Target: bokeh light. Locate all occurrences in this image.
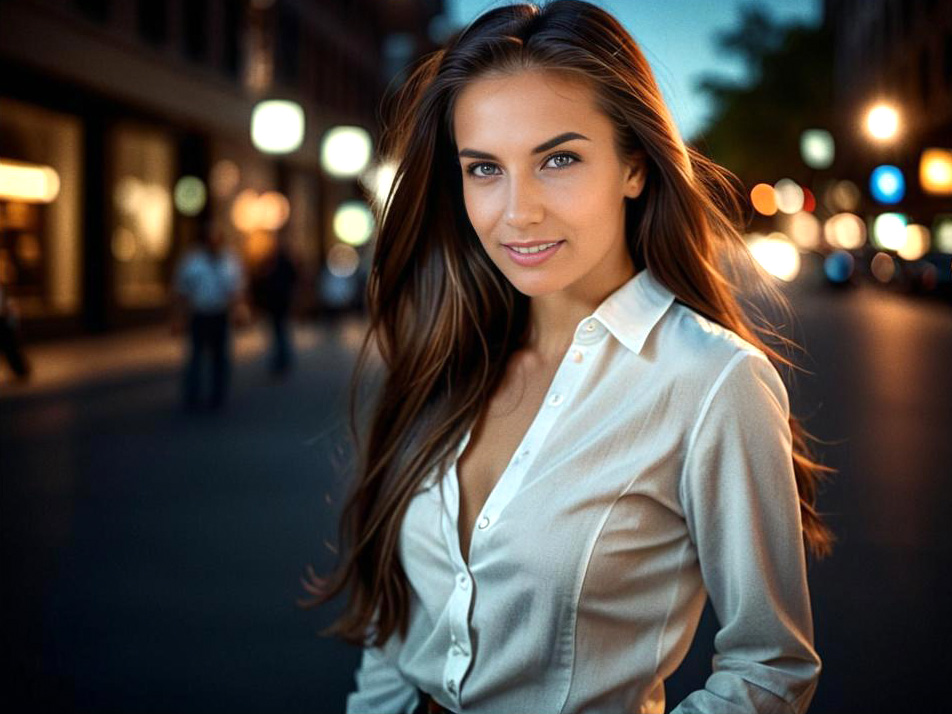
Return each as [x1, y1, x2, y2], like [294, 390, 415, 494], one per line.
[258, 191, 290, 231]
[801, 187, 816, 213]
[872, 212, 908, 251]
[824, 212, 867, 250]
[320, 125, 372, 178]
[800, 129, 834, 169]
[785, 211, 821, 250]
[870, 251, 897, 282]
[327, 242, 361, 278]
[898, 224, 930, 261]
[251, 100, 305, 154]
[920, 148, 952, 195]
[826, 180, 861, 212]
[774, 178, 805, 214]
[173, 176, 207, 216]
[824, 250, 854, 283]
[865, 103, 900, 141]
[333, 199, 375, 246]
[230, 188, 290, 233]
[933, 214, 952, 253]
[746, 232, 801, 282]
[870, 164, 905, 204]
[750, 183, 777, 216]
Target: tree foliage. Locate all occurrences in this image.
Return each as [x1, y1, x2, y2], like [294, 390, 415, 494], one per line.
[691, 4, 834, 186]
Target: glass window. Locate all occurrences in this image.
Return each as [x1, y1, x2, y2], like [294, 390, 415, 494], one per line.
[0, 99, 83, 318]
[110, 123, 175, 308]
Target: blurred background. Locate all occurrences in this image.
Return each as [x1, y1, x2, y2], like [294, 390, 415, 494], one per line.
[1, 0, 950, 711]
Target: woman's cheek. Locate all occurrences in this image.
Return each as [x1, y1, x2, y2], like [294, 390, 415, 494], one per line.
[464, 193, 496, 236]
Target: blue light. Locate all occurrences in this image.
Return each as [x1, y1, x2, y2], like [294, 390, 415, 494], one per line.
[824, 250, 855, 283]
[869, 165, 905, 204]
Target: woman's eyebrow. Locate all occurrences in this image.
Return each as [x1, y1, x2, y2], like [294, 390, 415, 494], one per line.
[457, 131, 590, 160]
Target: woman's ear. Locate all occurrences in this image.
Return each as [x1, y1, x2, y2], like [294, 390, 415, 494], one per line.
[623, 151, 648, 199]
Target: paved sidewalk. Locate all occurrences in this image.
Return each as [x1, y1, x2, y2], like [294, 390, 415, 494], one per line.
[0, 315, 368, 397]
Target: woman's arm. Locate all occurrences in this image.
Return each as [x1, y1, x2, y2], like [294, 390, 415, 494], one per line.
[673, 350, 822, 714]
[344, 628, 420, 714]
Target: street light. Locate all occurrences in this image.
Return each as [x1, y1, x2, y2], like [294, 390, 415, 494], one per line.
[865, 103, 900, 142]
[251, 100, 305, 154]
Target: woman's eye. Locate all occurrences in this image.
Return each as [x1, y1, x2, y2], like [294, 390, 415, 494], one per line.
[464, 152, 580, 179]
[546, 152, 579, 170]
[466, 162, 499, 178]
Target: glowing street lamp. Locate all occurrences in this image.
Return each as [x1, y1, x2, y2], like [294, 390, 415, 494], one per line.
[865, 103, 900, 142]
[251, 100, 305, 154]
[320, 125, 372, 179]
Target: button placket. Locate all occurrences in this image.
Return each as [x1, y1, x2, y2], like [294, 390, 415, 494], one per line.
[439, 319, 606, 709]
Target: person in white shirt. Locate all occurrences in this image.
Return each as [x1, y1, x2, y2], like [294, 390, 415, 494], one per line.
[171, 219, 245, 411]
[298, 2, 835, 712]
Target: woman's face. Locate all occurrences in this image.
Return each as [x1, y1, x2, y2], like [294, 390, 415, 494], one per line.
[452, 68, 646, 297]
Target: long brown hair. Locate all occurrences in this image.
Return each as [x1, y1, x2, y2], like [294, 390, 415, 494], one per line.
[299, 0, 835, 650]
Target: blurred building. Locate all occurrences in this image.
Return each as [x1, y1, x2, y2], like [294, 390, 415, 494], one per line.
[825, 0, 952, 225]
[0, 0, 447, 339]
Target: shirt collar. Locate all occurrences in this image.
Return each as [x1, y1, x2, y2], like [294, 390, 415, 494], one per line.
[591, 268, 676, 355]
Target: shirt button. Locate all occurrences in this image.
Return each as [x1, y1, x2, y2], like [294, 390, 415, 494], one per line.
[447, 679, 457, 695]
[477, 515, 490, 529]
[548, 393, 564, 406]
[572, 349, 584, 362]
[575, 318, 606, 345]
[457, 573, 469, 590]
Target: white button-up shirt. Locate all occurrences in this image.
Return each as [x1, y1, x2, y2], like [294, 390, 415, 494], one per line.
[345, 268, 821, 714]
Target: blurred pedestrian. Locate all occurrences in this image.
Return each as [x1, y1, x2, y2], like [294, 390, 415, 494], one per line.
[257, 236, 300, 379]
[171, 219, 246, 411]
[0, 280, 31, 383]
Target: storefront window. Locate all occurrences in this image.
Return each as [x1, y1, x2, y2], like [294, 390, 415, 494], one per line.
[111, 123, 175, 308]
[0, 98, 83, 318]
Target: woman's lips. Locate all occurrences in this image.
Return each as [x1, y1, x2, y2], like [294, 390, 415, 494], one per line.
[503, 240, 565, 266]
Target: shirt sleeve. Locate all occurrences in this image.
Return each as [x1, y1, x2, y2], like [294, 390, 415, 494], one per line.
[344, 627, 420, 714]
[673, 350, 822, 714]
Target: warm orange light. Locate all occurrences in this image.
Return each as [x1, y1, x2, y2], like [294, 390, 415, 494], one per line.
[920, 148, 952, 195]
[750, 183, 777, 216]
[0, 159, 61, 203]
[230, 188, 290, 233]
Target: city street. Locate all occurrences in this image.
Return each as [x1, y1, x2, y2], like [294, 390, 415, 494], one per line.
[2, 268, 951, 712]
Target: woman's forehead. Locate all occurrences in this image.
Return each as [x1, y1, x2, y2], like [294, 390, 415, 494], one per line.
[453, 70, 608, 148]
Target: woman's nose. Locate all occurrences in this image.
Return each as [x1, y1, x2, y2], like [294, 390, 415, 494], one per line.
[504, 178, 544, 228]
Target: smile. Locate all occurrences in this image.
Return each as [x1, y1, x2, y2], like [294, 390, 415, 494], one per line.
[503, 241, 565, 266]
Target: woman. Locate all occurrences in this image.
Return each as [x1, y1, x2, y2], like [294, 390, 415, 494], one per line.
[300, 2, 834, 712]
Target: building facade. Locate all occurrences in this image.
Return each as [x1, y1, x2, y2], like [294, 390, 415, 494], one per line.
[0, 0, 446, 339]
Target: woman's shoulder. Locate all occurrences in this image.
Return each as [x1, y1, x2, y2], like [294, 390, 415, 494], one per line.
[650, 299, 772, 385]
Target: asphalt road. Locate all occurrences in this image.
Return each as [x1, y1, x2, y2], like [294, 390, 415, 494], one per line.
[2, 267, 950, 712]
